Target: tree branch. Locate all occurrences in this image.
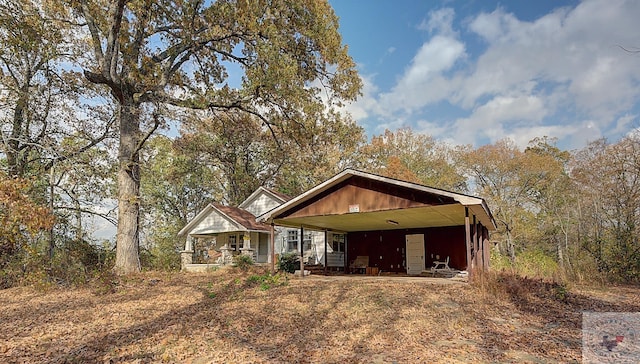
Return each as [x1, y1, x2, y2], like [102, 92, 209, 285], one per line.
[131, 110, 162, 160]
[78, 0, 105, 66]
[55, 205, 117, 226]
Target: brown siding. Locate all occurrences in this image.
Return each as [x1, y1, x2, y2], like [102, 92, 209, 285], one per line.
[346, 225, 468, 273]
[278, 176, 456, 219]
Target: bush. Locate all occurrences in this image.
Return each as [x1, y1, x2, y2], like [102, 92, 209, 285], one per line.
[233, 254, 254, 271]
[246, 272, 287, 291]
[277, 252, 299, 274]
[515, 248, 560, 279]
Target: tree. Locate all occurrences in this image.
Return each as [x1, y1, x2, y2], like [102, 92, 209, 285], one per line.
[0, 0, 66, 177]
[178, 111, 283, 206]
[70, 0, 361, 273]
[140, 135, 221, 269]
[461, 138, 557, 262]
[361, 128, 467, 191]
[524, 137, 574, 271]
[572, 135, 640, 281]
[270, 109, 366, 196]
[1, 0, 116, 270]
[0, 171, 54, 287]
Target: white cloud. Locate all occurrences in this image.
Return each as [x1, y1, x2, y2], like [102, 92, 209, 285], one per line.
[419, 7, 457, 36]
[341, 73, 381, 121]
[347, 0, 640, 150]
[458, 0, 640, 134]
[377, 35, 465, 114]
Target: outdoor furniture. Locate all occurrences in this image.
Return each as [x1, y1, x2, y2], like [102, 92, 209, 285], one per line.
[429, 256, 456, 276]
[431, 256, 450, 271]
[349, 256, 369, 274]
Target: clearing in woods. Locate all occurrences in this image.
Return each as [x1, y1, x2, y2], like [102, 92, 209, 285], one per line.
[1, 268, 639, 363]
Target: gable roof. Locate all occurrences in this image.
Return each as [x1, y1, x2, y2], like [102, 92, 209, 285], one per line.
[238, 186, 291, 210]
[212, 204, 271, 232]
[177, 203, 270, 237]
[258, 169, 497, 232]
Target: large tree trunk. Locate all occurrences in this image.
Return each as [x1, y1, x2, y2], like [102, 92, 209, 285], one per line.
[114, 98, 142, 274]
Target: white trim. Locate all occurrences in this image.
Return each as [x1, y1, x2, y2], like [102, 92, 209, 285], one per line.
[238, 186, 288, 210]
[178, 204, 252, 237]
[178, 204, 216, 237]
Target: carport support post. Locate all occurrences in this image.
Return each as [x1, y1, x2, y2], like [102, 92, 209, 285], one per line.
[300, 226, 305, 278]
[270, 224, 275, 274]
[324, 230, 328, 274]
[465, 207, 472, 281]
[472, 215, 477, 270]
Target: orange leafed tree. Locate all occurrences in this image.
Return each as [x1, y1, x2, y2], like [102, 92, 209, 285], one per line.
[0, 172, 54, 259]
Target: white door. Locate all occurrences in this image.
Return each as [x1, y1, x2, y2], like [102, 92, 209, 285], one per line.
[405, 234, 425, 275]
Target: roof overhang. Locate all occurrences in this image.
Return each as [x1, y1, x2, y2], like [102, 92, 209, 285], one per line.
[258, 169, 497, 232]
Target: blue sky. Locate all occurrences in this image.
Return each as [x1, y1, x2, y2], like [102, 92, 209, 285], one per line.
[329, 0, 640, 150]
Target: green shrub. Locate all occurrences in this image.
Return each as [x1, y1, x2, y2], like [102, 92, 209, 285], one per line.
[246, 272, 287, 291]
[233, 254, 254, 271]
[277, 252, 299, 274]
[515, 248, 560, 279]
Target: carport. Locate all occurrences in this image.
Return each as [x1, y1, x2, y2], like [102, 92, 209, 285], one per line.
[258, 169, 497, 279]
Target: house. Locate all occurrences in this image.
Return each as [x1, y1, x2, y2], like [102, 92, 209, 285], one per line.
[258, 169, 497, 277]
[178, 187, 326, 272]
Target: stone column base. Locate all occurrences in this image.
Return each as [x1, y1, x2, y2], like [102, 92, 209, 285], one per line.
[180, 250, 193, 271]
[220, 246, 234, 266]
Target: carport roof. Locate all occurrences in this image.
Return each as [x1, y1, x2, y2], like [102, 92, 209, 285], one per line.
[258, 169, 497, 232]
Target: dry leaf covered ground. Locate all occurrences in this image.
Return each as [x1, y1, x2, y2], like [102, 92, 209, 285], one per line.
[1, 268, 639, 363]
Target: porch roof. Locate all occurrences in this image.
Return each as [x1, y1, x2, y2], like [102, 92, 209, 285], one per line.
[258, 169, 497, 232]
[178, 203, 270, 237]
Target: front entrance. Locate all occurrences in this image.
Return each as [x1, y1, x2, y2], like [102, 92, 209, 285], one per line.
[257, 233, 269, 263]
[405, 234, 425, 275]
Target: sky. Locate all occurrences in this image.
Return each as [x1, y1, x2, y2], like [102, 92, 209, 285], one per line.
[329, 0, 640, 151]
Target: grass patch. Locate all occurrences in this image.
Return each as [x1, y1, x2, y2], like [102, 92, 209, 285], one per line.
[246, 272, 288, 291]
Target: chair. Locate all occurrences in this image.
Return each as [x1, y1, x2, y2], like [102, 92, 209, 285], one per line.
[349, 256, 369, 274]
[431, 256, 451, 272]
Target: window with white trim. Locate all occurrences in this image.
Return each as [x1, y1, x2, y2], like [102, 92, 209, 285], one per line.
[287, 230, 298, 251]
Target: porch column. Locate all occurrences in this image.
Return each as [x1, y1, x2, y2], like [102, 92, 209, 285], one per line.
[239, 232, 254, 259]
[270, 224, 275, 273]
[220, 242, 234, 266]
[483, 227, 490, 270]
[472, 215, 478, 270]
[324, 230, 328, 274]
[465, 207, 472, 280]
[180, 236, 194, 271]
[299, 226, 305, 278]
[478, 224, 484, 271]
[476, 221, 484, 271]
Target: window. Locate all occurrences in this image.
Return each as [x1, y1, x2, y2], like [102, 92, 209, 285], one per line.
[287, 230, 298, 251]
[331, 234, 345, 252]
[228, 235, 237, 250]
[303, 232, 312, 251]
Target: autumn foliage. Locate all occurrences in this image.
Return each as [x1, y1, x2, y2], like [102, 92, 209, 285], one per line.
[0, 172, 54, 287]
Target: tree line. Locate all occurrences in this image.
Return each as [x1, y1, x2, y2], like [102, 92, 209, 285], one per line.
[1, 0, 638, 286]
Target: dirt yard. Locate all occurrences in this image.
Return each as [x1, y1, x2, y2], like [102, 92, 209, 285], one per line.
[1, 268, 639, 363]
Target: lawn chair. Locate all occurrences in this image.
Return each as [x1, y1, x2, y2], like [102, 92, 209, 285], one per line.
[349, 256, 369, 274]
[430, 256, 451, 273]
